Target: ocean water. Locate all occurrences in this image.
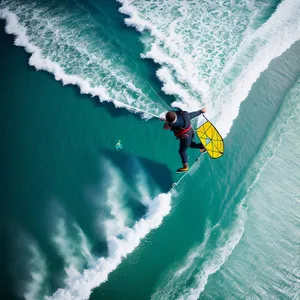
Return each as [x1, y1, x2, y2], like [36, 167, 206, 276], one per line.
[0, 0, 299, 299]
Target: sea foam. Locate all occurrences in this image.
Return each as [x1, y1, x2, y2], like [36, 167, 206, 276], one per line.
[0, 4, 168, 119]
[179, 201, 247, 300]
[47, 192, 171, 300]
[118, 0, 300, 137]
[11, 230, 49, 300]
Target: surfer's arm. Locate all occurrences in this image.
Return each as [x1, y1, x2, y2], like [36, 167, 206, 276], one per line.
[189, 107, 206, 120]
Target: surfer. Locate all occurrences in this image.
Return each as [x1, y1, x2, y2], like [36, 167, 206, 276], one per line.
[162, 108, 206, 173]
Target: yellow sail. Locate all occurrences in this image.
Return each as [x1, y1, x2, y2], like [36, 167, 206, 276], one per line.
[196, 120, 224, 159]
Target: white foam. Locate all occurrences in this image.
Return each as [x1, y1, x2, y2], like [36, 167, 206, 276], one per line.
[179, 85, 300, 297]
[119, 0, 300, 138]
[134, 165, 153, 206]
[52, 218, 82, 280]
[119, 0, 208, 107]
[47, 192, 171, 300]
[118, 1, 255, 94]
[23, 242, 48, 300]
[3, 0, 299, 138]
[0, 9, 109, 95]
[202, 79, 300, 298]
[0, 6, 168, 119]
[73, 224, 93, 262]
[180, 201, 247, 299]
[210, 0, 300, 137]
[127, 158, 162, 208]
[102, 161, 131, 238]
[175, 224, 213, 277]
[156, 67, 199, 110]
[48, 159, 172, 300]
[12, 229, 49, 300]
[151, 222, 220, 300]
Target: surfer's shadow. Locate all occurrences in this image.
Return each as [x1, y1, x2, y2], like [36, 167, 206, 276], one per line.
[100, 148, 173, 195]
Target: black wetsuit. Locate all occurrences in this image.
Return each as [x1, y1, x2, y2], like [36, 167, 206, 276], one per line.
[168, 109, 205, 164]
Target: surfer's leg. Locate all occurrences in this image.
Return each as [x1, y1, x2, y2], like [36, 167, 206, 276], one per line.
[179, 140, 189, 165]
[190, 141, 205, 151]
[178, 133, 193, 171]
[190, 130, 205, 152]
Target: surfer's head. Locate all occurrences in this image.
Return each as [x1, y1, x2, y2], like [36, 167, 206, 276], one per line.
[166, 111, 176, 123]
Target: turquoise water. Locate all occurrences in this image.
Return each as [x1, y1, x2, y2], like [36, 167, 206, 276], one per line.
[0, 0, 300, 299]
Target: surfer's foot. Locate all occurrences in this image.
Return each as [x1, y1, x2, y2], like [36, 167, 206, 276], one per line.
[176, 165, 189, 173]
[200, 148, 206, 153]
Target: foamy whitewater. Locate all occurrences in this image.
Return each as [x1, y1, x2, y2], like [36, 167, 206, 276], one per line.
[195, 78, 300, 300]
[0, 1, 170, 119]
[22, 239, 48, 300]
[151, 200, 247, 300]
[151, 79, 300, 299]
[47, 192, 171, 300]
[1, 0, 300, 299]
[1, 0, 300, 136]
[118, 0, 300, 136]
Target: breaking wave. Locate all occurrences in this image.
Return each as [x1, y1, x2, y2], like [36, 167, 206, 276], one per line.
[47, 192, 171, 300]
[118, 0, 300, 137]
[0, 1, 170, 118]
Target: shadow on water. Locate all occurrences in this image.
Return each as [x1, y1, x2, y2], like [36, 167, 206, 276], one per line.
[101, 148, 173, 192]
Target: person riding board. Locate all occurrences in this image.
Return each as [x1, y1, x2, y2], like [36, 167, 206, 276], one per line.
[163, 107, 207, 173]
